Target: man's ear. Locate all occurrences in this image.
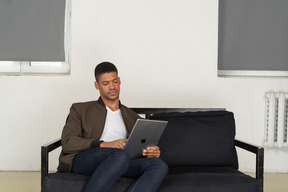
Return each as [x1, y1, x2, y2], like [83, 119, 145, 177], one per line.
[94, 81, 99, 90]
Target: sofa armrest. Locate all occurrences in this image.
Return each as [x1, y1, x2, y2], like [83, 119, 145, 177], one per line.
[41, 138, 61, 189]
[235, 139, 264, 192]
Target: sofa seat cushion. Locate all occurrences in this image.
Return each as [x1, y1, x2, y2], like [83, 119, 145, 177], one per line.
[43, 173, 135, 192]
[43, 173, 88, 192]
[159, 167, 258, 192]
[150, 111, 238, 168]
[44, 167, 258, 192]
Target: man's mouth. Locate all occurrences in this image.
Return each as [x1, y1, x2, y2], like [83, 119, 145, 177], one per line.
[109, 91, 117, 95]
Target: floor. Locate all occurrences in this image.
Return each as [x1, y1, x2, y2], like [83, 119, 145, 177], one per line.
[0, 172, 287, 192]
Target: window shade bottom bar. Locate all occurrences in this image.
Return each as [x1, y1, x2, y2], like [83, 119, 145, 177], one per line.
[218, 70, 288, 77]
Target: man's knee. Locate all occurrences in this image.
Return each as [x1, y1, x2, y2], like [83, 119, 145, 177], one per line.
[114, 149, 130, 161]
[108, 149, 130, 168]
[144, 158, 168, 176]
[155, 158, 168, 175]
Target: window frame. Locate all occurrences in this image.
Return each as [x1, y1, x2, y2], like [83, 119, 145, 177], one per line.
[0, 0, 71, 76]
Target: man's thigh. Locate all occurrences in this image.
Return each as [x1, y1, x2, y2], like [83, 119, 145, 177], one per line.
[72, 147, 123, 175]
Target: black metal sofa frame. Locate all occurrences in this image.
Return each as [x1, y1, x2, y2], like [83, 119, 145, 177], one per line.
[41, 108, 264, 192]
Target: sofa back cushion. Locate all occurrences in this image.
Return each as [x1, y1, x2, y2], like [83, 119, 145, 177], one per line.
[150, 111, 238, 168]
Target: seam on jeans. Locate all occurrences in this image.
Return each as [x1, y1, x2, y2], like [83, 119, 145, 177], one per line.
[129, 172, 146, 192]
[129, 160, 150, 192]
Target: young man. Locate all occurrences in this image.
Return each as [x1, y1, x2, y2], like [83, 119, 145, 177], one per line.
[57, 62, 168, 192]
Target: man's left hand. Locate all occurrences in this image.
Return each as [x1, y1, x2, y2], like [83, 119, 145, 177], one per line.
[142, 146, 160, 158]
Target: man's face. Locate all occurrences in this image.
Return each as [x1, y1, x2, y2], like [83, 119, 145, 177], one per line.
[94, 72, 121, 102]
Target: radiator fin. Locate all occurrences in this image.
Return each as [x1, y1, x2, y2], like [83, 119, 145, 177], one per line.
[264, 92, 288, 148]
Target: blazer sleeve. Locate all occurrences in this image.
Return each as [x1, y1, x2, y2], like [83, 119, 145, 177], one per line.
[61, 104, 99, 154]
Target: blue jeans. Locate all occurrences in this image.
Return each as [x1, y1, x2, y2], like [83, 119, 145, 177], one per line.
[72, 147, 168, 192]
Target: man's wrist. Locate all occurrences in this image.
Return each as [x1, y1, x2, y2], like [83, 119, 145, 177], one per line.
[91, 140, 104, 148]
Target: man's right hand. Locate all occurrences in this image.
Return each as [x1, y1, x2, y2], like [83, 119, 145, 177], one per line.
[100, 139, 127, 149]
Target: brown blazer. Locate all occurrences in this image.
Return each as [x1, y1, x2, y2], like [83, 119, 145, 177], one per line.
[57, 97, 140, 172]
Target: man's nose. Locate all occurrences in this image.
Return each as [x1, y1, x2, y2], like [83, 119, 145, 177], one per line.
[109, 83, 115, 89]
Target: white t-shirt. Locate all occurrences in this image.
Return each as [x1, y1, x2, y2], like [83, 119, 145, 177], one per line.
[99, 106, 127, 142]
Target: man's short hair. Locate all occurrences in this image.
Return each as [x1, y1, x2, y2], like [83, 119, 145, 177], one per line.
[94, 62, 118, 82]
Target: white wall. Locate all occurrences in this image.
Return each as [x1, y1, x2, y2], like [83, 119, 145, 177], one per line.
[1, 0, 288, 172]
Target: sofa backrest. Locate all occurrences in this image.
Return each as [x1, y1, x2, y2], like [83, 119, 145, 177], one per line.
[150, 111, 238, 169]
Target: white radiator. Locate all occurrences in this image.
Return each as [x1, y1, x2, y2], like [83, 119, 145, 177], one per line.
[264, 92, 288, 148]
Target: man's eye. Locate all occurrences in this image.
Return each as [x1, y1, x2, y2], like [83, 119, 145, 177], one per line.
[113, 80, 118, 83]
[103, 82, 108, 86]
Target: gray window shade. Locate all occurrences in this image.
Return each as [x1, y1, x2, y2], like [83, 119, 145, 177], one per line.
[0, 0, 66, 61]
[218, 0, 288, 73]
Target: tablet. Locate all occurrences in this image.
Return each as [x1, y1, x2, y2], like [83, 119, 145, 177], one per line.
[124, 119, 168, 158]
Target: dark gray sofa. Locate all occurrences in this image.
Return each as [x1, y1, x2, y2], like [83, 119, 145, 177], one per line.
[41, 108, 264, 192]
